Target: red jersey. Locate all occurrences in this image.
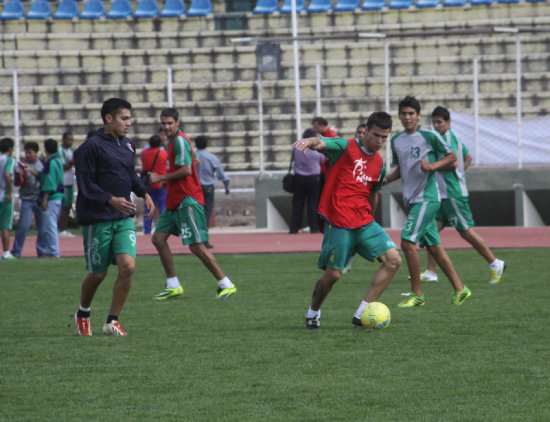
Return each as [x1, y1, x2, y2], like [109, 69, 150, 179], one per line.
[165, 131, 204, 210]
[140, 147, 167, 189]
[318, 139, 384, 229]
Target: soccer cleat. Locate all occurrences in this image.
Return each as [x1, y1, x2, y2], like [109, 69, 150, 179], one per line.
[153, 286, 184, 300]
[489, 260, 506, 284]
[453, 285, 472, 306]
[420, 271, 438, 283]
[75, 315, 92, 336]
[397, 292, 425, 308]
[305, 317, 320, 329]
[216, 284, 236, 299]
[2, 254, 16, 260]
[103, 320, 127, 336]
[352, 316, 363, 327]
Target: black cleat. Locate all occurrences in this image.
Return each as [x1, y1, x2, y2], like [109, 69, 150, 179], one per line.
[352, 316, 363, 327]
[305, 317, 320, 329]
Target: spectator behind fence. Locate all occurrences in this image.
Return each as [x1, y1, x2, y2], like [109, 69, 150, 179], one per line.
[0, 137, 15, 260]
[11, 142, 46, 258]
[140, 134, 167, 234]
[58, 130, 75, 237]
[194, 135, 230, 249]
[289, 128, 325, 234]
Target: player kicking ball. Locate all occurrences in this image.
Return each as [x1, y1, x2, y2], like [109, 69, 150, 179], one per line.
[295, 112, 402, 329]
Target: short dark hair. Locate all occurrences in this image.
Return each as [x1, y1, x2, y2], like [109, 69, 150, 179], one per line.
[398, 95, 421, 114]
[356, 123, 367, 132]
[62, 130, 73, 140]
[312, 117, 328, 127]
[44, 138, 58, 155]
[148, 134, 162, 148]
[302, 128, 317, 139]
[160, 107, 180, 121]
[431, 106, 451, 121]
[0, 137, 14, 153]
[195, 135, 208, 150]
[86, 130, 96, 140]
[101, 98, 132, 124]
[366, 112, 392, 131]
[24, 142, 39, 152]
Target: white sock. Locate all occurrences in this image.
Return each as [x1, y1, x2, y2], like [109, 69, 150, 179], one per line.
[425, 269, 437, 277]
[490, 259, 500, 269]
[355, 300, 369, 318]
[167, 276, 180, 289]
[306, 308, 321, 319]
[79, 305, 90, 312]
[217, 276, 232, 289]
[3, 251, 10, 258]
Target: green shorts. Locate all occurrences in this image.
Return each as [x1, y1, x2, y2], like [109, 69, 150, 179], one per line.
[402, 201, 441, 247]
[318, 219, 397, 270]
[155, 198, 209, 246]
[62, 185, 74, 208]
[82, 218, 136, 274]
[436, 197, 474, 232]
[0, 201, 14, 230]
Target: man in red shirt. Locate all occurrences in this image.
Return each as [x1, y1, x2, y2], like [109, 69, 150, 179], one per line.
[140, 134, 167, 234]
[150, 108, 236, 300]
[294, 112, 401, 329]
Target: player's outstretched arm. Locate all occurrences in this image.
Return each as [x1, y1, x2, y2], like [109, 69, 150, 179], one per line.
[293, 137, 326, 153]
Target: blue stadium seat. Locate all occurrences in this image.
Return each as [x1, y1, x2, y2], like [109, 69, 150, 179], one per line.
[443, 0, 468, 6]
[186, 0, 212, 16]
[362, 0, 386, 9]
[134, 0, 158, 17]
[54, 0, 78, 18]
[80, 0, 105, 18]
[471, 0, 494, 4]
[280, 0, 306, 13]
[107, 0, 132, 18]
[253, 0, 278, 13]
[498, 0, 519, 3]
[160, 0, 185, 16]
[526, 0, 546, 2]
[0, 0, 25, 18]
[389, 0, 413, 7]
[308, 0, 332, 12]
[26, 0, 51, 18]
[334, 0, 360, 10]
[416, 0, 441, 7]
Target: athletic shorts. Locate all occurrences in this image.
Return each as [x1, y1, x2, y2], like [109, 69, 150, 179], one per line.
[155, 198, 209, 246]
[436, 197, 474, 232]
[0, 201, 13, 230]
[82, 218, 136, 274]
[401, 201, 441, 247]
[62, 185, 74, 208]
[318, 219, 397, 270]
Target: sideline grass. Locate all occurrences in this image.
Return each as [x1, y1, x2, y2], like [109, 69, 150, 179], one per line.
[1, 248, 549, 421]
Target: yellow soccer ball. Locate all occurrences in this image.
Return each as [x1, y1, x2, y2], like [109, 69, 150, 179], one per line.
[361, 302, 391, 329]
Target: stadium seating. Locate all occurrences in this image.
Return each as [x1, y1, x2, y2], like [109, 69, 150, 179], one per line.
[107, 0, 132, 18]
[307, 0, 332, 12]
[54, 0, 78, 18]
[160, 0, 185, 17]
[443, 0, 468, 6]
[471, 0, 494, 4]
[26, 0, 51, 18]
[186, 0, 212, 16]
[361, 0, 386, 9]
[389, 0, 413, 7]
[134, 0, 158, 18]
[334, 0, 360, 11]
[498, 0, 519, 3]
[280, 0, 306, 13]
[416, 0, 441, 7]
[253, 0, 278, 14]
[79, 0, 105, 18]
[0, 0, 25, 19]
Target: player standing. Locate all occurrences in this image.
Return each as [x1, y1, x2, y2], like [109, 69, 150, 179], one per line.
[150, 108, 236, 300]
[385, 96, 471, 307]
[296, 112, 401, 329]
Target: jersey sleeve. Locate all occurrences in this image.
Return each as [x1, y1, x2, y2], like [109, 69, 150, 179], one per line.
[5, 156, 15, 174]
[462, 141, 470, 155]
[372, 163, 386, 193]
[173, 135, 193, 167]
[320, 136, 348, 163]
[391, 136, 399, 166]
[428, 131, 451, 159]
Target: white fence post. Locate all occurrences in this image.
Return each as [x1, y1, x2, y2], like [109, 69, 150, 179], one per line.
[257, 71, 265, 174]
[515, 35, 523, 169]
[291, 0, 302, 138]
[315, 63, 322, 116]
[167, 67, 173, 107]
[13, 70, 21, 160]
[473, 58, 480, 166]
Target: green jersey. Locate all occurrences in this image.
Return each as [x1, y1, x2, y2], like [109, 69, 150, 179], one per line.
[0, 155, 15, 202]
[40, 152, 65, 201]
[391, 126, 451, 207]
[435, 129, 469, 199]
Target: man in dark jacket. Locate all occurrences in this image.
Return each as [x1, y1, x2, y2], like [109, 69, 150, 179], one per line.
[74, 98, 154, 337]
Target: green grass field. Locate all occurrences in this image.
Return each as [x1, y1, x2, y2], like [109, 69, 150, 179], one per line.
[1, 248, 549, 421]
